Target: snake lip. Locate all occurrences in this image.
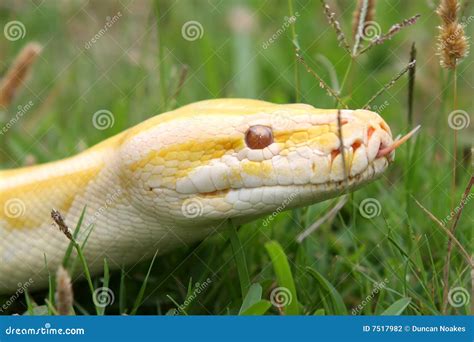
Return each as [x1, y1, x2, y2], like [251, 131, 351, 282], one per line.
[194, 158, 387, 197]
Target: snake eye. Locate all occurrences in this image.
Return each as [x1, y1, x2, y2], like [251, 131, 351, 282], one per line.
[245, 125, 274, 149]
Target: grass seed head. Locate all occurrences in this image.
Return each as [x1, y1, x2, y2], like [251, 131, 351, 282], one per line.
[436, 0, 469, 69]
[55, 266, 73, 315]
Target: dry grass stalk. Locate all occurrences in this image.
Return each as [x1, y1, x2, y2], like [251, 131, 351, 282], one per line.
[352, 0, 376, 38]
[51, 209, 73, 241]
[436, 0, 469, 69]
[442, 174, 474, 313]
[297, 195, 348, 242]
[0, 42, 42, 109]
[352, 0, 369, 54]
[363, 60, 416, 109]
[55, 266, 73, 315]
[407, 42, 416, 127]
[171, 65, 189, 101]
[357, 15, 421, 56]
[296, 52, 348, 108]
[413, 197, 472, 268]
[374, 15, 421, 45]
[320, 0, 351, 53]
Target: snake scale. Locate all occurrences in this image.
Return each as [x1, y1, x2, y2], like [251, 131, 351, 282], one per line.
[0, 98, 407, 293]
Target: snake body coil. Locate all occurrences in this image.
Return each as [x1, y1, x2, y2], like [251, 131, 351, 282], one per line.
[0, 99, 395, 293]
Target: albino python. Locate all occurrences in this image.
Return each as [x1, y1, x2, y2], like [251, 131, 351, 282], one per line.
[0, 99, 415, 293]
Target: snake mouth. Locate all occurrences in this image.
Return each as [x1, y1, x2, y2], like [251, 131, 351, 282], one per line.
[198, 157, 389, 197]
[376, 125, 421, 158]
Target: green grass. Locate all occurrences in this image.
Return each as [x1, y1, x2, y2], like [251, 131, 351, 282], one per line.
[0, 0, 472, 315]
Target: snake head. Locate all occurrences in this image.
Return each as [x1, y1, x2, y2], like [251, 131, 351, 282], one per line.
[119, 99, 413, 227]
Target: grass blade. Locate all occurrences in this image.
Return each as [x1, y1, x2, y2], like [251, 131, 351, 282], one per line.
[264, 241, 299, 315]
[305, 266, 347, 314]
[130, 249, 159, 315]
[239, 283, 262, 314]
[381, 297, 412, 315]
[62, 206, 86, 269]
[119, 268, 127, 314]
[240, 300, 272, 315]
[229, 220, 251, 298]
[97, 258, 110, 315]
[43, 253, 54, 315]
